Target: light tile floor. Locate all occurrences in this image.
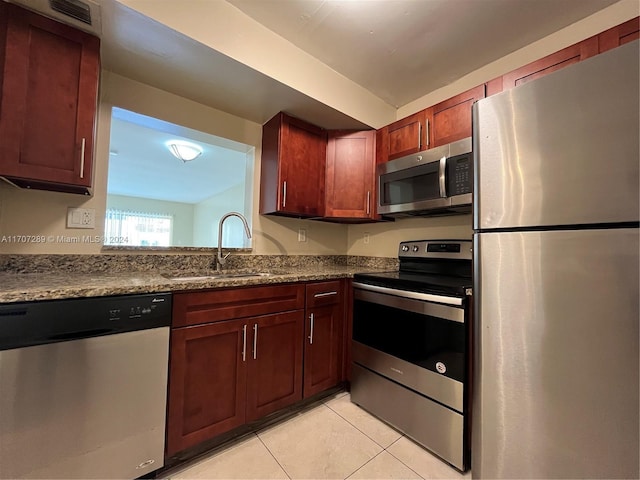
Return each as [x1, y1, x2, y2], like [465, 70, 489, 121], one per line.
[165, 392, 471, 480]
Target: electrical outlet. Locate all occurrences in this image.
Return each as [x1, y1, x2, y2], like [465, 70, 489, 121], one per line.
[67, 207, 95, 229]
[363, 232, 370, 244]
[298, 228, 307, 242]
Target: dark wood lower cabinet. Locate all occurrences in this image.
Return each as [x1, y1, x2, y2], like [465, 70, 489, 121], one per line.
[167, 309, 305, 456]
[303, 280, 345, 398]
[167, 282, 345, 457]
[303, 303, 343, 397]
[167, 319, 248, 456]
[246, 311, 304, 421]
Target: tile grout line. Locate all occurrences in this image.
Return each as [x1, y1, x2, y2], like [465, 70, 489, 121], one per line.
[322, 402, 426, 480]
[320, 401, 426, 479]
[255, 431, 292, 480]
[383, 437, 427, 480]
[341, 449, 388, 480]
[323, 401, 400, 451]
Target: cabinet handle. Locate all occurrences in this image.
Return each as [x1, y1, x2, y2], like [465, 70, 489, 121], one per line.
[242, 324, 247, 362]
[438, 156, 447, 198]
[425, 119, 430, 147]
[366, 191, 371, 216]
[79, 138, 86, 179]
[282, 181, 287, 209]
[314, 291, 338, 298]
[418, 122, 422, 150]
[308, 313, 314, 345]
[252, 323, 258, 360]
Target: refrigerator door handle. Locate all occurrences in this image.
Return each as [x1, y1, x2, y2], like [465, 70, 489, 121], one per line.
[438, 156, 447, 198]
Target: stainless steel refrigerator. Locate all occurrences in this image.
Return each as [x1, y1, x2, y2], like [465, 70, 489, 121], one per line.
[472, 39, 639, 479]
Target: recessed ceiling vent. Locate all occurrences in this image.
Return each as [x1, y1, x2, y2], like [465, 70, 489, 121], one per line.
[49, 0, 92, 25]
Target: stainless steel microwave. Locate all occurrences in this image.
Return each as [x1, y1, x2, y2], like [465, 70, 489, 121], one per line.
[377, 137, 472, 217]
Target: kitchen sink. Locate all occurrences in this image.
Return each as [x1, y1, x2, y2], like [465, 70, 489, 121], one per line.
[162, 272, 274, 281]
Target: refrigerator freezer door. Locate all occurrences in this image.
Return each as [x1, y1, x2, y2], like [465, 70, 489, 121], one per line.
[473, 40, 639, 231]
[472, 228, 639, 479]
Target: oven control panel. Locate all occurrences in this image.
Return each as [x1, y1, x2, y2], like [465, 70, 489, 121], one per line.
[398, 240, 472, 260]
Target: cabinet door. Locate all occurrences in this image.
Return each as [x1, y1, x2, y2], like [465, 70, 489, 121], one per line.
[0, 3, 99, 193]
[260, 112, 326, 217]
[304, 280, 344, 398]
[325, 130, 376, 219]
[502, 37, 598, 89]
[246, 310, 304, 421]
[384, 110, 430, 161]
[428, 85, 485, 148]
[166, 320, 248, 455]
[598, 17, 639, 53]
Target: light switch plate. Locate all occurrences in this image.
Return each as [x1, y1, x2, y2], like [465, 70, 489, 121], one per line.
[67, 207, 95, 229]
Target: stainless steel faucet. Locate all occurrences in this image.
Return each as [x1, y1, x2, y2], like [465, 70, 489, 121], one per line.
[216, 212, 252, 272]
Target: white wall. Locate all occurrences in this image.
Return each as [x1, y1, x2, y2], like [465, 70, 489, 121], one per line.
[193, 183, 247, 248]
[347, 215, 473, 258]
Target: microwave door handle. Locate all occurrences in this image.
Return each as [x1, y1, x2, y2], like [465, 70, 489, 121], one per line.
[438, 156, 447, 198]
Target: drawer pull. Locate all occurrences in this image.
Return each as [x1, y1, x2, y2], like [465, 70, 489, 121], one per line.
[253, 323, 258, 360]
[242, 324, 247, 362]
[314, 291, 338, 298]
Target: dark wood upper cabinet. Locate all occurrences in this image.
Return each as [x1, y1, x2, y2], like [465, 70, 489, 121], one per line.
[485, 77, 504, 97]
[380, 110, 430, 162]
[501, 36, 598, 90]
[598, 17, 639, 53]
[0, 2, 99, 194]
[260, 112, 327, 218]
[482, 18, 638, 99]
[427, 85, 485, 148]
[325, 130, 376, 220]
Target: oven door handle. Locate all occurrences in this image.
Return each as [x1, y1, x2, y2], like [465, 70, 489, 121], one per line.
[353, 282, 463, 306]
[353, 284, 464, 323]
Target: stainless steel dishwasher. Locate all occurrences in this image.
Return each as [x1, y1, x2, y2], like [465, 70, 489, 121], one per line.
[0, 292, 171, 479]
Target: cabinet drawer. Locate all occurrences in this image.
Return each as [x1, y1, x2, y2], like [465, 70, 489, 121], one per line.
[306, 280, 343, 308]
[173, 283, 305, 327]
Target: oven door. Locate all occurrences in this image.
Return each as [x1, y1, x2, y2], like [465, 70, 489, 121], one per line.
[352, 282, 466, 412]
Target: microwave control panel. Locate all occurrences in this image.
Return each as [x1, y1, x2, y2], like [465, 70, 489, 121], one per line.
[447, 154, 473, 195]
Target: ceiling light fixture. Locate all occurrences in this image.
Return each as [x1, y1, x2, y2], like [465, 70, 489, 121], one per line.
[166, 140, 203, 162]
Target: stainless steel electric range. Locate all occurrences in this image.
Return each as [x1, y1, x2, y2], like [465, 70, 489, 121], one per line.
[351, 239, 472, 472]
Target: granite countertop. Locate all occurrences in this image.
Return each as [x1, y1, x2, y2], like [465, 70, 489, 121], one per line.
[0, 265, 387, 304]
[0, 254, 399, 304]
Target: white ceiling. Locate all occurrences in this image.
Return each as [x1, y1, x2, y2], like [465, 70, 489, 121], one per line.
[107, 108, 251, 204]
[9, 0, 622, 129]
[225, 0, 620, 108]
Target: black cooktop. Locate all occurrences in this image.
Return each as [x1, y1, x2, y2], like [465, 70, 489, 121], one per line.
[354, 270, 471, 297]
[354, 239, 473, 297]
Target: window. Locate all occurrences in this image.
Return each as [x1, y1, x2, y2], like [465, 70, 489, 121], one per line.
[104, 209, 173, 247]
[106, 107, 254, 249]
